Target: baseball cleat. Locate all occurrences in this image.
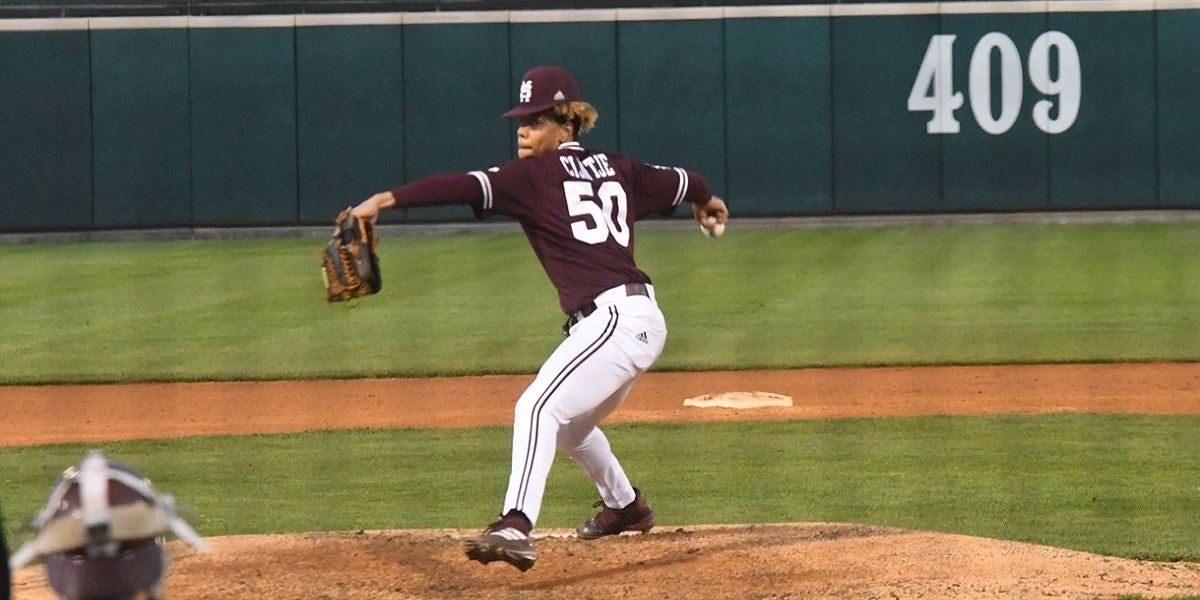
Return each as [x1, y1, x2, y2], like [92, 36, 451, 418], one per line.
[463, 528, 537, 572]
[464, 511, 537, 571]
[576, 487, 655, 540]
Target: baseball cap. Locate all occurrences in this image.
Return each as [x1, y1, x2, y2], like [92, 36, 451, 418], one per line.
[503, 66, 583, 118]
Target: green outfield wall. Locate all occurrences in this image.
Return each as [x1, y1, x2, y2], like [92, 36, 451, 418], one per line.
[0, 3, 1197, 231]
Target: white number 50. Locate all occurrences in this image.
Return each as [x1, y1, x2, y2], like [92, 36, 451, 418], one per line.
[564, 181, 630, 247]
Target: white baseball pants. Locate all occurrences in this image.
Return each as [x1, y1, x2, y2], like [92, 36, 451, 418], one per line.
[501, 284, 666, 527]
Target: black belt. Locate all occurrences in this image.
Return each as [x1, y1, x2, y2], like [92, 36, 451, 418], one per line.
[562, 283, 650, 336]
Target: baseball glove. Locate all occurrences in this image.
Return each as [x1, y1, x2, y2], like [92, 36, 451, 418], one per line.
[321, 207, 382, 303]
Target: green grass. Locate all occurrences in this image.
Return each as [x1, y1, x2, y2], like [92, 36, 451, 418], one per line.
[0, 222, 1197, 384]
[3, 414, 1198, 561]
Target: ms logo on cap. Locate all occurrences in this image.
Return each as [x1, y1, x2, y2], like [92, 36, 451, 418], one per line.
[503, 66, 583, 118]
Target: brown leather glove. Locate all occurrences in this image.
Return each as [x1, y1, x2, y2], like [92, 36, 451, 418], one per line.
[321, 207, 382, 303]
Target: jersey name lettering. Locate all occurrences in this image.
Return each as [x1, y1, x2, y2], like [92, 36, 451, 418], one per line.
[559, 153, 616, 181]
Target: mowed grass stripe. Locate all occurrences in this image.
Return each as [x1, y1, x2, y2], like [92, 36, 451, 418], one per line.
[1, 222, 1197, 384]
[2, 414, 1197, 561]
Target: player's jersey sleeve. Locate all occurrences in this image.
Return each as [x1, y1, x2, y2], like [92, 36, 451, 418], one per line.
[467, 159, 538, 221]
[387, 173, 485, 208]
[629, 162, 713, 221]
[384, 160, 536, 219]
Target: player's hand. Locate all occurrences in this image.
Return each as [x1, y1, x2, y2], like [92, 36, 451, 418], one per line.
[351, 192, 394, 224]
[694, 196, 729, 226]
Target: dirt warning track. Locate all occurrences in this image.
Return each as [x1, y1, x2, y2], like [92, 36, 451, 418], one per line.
[2, 363, 1198, 447]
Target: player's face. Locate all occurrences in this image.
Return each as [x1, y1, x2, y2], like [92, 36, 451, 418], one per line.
[517, 113, 572, 158]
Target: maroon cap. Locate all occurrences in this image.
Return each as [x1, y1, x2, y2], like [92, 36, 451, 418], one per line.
[503, 66, 583, 118]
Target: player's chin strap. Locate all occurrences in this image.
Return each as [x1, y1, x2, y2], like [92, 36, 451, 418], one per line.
[8, 539, 40, 574]
[161, 493, 212, 553]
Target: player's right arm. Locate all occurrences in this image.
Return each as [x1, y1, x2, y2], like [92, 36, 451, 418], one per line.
[630, 162, 729, 228]
[692, 195, 729, 228]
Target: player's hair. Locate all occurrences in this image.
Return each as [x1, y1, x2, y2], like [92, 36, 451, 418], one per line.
[552, 101, 598, 140]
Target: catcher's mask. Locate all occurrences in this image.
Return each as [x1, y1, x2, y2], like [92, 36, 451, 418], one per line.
[8, 451, 211, 600]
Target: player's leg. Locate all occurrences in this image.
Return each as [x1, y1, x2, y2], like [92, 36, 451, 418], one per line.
[465, 307, 634, 571]
[558, 383, 656, 539]
[555, 299, 664, 538]
[466, 300, 664, 568]
[501, 306, 638, 527]
[557, 380, 637, 509]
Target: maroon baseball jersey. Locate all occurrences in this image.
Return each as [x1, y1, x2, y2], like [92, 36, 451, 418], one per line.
[388, 141, 712, 313]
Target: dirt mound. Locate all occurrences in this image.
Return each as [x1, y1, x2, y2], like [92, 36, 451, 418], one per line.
[13, 524, 1200, 599]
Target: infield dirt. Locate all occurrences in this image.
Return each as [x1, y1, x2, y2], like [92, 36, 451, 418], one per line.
[6, 362, 1200, 599]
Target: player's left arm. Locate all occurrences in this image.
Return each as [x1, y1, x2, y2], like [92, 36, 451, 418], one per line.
[350, 173, 483, 222]
[352, 161, 533, 223]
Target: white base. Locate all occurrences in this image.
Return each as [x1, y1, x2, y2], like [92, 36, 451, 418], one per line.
[683, 392, 793, 409]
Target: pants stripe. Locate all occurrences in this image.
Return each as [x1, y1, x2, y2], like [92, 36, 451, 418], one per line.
[515, 306, 619, 512]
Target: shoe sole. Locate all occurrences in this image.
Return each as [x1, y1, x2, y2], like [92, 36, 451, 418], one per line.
[463, 537, 537, 572]
[576, 513, 655, 540]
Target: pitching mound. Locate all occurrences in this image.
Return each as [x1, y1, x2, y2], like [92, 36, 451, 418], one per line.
[13, 524, 1200, 599]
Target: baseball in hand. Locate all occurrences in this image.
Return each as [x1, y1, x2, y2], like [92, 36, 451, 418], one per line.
[700, 216, 725, 239]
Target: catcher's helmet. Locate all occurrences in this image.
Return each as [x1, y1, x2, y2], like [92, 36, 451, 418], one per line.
[8, 451, 210, 600]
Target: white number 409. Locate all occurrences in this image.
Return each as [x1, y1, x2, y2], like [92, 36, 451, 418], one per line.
[908, 31, 1081, 135]
[564, 181, 631, 247]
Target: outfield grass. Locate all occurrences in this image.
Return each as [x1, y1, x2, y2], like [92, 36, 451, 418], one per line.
[2, 415, 1198, 561]
[0, 222, 1196, 384]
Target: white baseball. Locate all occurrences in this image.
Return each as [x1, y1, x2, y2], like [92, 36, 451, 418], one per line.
[700, 216, 725, 239]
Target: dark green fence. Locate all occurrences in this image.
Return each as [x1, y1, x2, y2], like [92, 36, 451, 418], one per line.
[0, 5, 1197, 232]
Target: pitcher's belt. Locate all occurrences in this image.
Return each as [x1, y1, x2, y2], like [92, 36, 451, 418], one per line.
[562, 283, 650, 336]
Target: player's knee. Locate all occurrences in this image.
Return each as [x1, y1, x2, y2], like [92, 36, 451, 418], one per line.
[558, 422, 600, 453]
[556, 430, 581, 453]
[513, 390, 542, 418]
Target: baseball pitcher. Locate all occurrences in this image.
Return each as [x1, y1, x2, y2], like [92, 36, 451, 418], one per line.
[351, 65, 729, 571]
